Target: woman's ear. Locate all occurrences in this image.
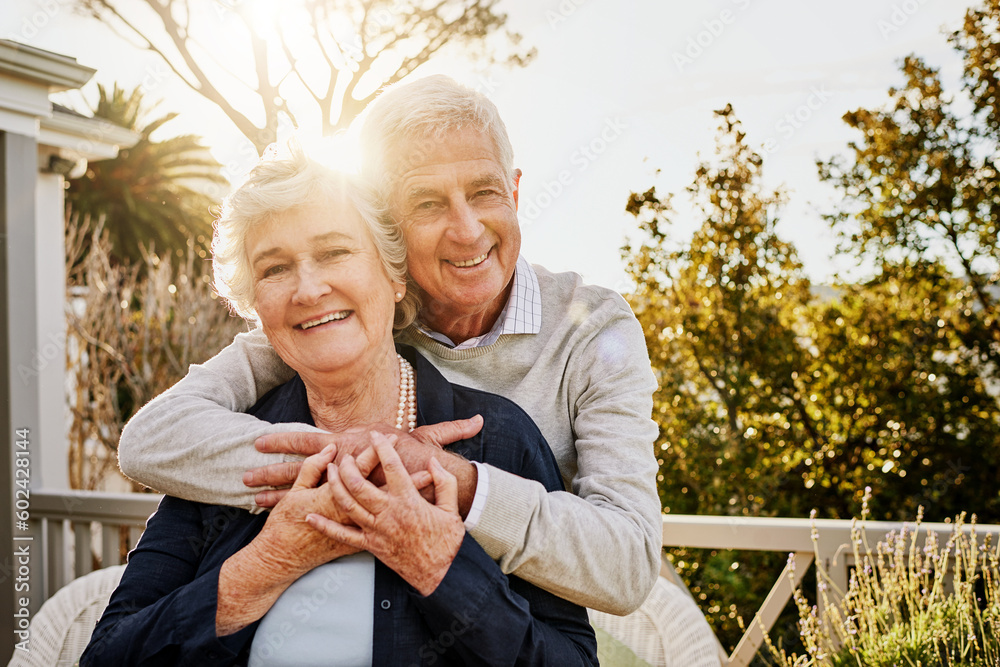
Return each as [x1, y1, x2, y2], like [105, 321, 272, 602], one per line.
[394, 283, 406, 302]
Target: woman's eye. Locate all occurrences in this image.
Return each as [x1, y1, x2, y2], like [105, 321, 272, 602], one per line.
[262, 265, 286, 278]
[323, 249, 349, 261]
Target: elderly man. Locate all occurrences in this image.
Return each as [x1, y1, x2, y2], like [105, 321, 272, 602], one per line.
[118, 75, 661, 615]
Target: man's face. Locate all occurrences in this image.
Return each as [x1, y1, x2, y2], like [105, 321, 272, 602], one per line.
[389, 127, 521, 337]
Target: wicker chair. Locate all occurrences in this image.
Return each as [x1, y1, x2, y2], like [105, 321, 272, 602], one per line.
[7, 565, 125, 667]
[589, 575, 724, 667]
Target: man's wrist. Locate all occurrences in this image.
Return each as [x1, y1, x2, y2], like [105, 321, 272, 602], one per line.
[463, 461, 490, 530]
[392, 438, 478, 518]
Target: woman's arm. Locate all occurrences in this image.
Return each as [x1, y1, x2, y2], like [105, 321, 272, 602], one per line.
[415, 534, 598, 666]
[83, 449, 355, 666]
[81, 497, 259, 667]
[216, 446, 357, 634]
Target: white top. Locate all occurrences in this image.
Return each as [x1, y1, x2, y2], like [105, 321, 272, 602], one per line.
[249, 553, 375, 667]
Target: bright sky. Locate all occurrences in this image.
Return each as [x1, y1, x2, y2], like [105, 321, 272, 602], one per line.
[2, 0, 973, 291]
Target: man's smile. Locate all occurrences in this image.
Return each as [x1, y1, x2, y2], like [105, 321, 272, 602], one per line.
[447, 250, 490, 268]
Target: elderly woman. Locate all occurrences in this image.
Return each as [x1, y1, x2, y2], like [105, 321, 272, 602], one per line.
[81, 147, 597, 666]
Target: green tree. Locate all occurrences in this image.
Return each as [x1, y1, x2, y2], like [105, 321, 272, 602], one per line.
[66, 83, 226, 265]
[815, 0, 1000, 521]
[803, 261, 1000, 522]
[818, 0, 999, 369]
[75, 0, 534, 152]
[623, 105, 819, 651]
[624, 105, 817, 520]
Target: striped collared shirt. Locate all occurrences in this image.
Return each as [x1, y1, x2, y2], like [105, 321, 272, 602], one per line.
[414, 255, 542, 349]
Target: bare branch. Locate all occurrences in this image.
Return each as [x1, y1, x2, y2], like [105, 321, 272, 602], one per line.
[74, 0, 529, 148]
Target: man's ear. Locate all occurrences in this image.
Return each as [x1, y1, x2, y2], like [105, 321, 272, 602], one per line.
[512, 168, 522, 210]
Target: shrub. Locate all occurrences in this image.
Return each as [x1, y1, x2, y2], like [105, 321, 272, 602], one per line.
[65, 212, 246, 491]
[765, 490, 1000, 666]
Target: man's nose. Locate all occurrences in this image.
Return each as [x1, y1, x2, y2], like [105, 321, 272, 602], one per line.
[446, 199, 485, 244]
[292, 263, 332, 305]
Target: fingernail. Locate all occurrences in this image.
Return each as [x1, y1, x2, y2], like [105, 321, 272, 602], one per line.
[242, 472, 253, 485]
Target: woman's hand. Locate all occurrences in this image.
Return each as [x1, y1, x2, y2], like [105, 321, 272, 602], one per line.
[216, 444, 363, 636]
[307, 432, 465, 596]
[251, 444, 361, 577]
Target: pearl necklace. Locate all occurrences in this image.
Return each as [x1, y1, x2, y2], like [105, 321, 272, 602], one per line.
[395, 354, 417, 431]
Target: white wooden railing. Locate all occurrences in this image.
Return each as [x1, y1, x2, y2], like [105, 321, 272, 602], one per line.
[26, 490, 1000, 666]
[661, 514, 1000, 666]
[28, 489, 160, 600]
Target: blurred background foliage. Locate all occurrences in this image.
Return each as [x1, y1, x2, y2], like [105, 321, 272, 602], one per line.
[65, 83, 225, 267]
[623, 0, 999, 654]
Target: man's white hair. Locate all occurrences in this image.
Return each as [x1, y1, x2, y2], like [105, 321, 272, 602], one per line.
[360, 74, 516, 204]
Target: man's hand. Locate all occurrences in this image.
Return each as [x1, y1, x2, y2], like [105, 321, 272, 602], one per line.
[246, 416, 483, 508]
[307, 432, 465, 596]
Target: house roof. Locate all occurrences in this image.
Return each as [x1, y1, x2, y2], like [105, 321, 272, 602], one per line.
[0, 39, 95, 92]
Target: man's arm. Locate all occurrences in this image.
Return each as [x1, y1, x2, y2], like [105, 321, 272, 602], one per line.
[468, 304, 663, 615]
[248, 304, 662, 615]
[120, 328, 485, 511]
[117, 327, 317, 510]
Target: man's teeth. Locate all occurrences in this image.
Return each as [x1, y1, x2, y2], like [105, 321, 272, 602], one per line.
[300, 311, 350, 330]
[451, 252, 488, 268]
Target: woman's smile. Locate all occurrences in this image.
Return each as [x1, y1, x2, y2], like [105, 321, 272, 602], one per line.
[297, 309, 353, 331]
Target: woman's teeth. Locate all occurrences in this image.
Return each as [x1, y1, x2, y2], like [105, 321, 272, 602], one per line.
[300, 311, 350, 329]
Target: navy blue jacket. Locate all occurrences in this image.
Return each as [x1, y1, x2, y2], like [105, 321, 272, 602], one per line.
[82, 347, 598, 666]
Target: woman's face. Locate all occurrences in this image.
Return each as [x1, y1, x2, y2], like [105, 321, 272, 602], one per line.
[246, 197, 404, 379]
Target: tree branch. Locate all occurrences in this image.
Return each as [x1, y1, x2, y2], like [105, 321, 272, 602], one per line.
[138, 0, 269, 150]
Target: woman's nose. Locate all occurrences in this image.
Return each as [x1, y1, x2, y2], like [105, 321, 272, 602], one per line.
[291, 264, 332, 305]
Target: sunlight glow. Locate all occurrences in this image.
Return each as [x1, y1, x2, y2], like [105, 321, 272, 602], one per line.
[234, 0, 279, 41]
[271, 125, 365, 176]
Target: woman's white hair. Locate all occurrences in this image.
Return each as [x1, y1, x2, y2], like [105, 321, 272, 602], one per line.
[212, 142, 419, 330]
[360, 74, 516, 205]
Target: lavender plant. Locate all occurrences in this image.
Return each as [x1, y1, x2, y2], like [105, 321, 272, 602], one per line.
[765, 490, 1000, 666]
